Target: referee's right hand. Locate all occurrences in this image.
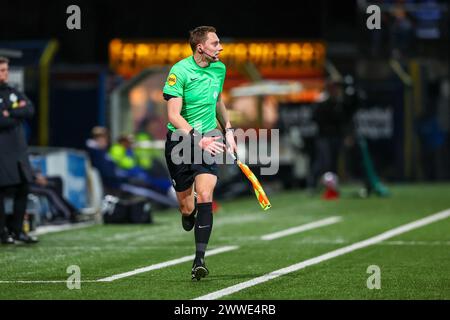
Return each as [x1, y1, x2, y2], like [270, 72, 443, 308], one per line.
[198, 136, 225, 155]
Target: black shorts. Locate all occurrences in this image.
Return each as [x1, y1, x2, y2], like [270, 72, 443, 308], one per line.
[164, 130, 219, 192]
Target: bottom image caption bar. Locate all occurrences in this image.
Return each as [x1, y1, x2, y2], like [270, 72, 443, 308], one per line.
[173, 303, 277, 318]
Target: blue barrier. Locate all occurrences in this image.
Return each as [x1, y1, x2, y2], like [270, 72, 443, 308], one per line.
[29, 148, 89, 210]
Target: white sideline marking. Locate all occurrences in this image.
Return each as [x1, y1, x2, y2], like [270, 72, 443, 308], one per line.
[380, 240, 450, 246]
[97, 246, 239, 282]
[194, 209, 450, 300]
[0, 246, 239, 284]
[270, 239, 450, 246]
[261, 216, 342, 241]
[32, 222, 96, 236]
[0, 280, 97, 283]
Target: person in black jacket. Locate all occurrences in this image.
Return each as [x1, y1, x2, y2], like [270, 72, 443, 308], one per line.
[0, 56, 38, 244]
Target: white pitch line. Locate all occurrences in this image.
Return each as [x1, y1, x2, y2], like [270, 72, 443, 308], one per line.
[0, 246, 239, 284]
[194, 208, 450, 300]
[380, 240, 450, 246]
[0, 280, 97, 284]
[97, 245, 239, 282]
[261, 216, 342, 241]
[32, 222, 96, 236]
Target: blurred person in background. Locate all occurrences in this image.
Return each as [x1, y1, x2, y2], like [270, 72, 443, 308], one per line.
[0, 56, 38, 244]
[308, 81, 345, 192]
[109, 134, 172, 194]
[86, 127, 173, 199]
[340, 76, 389, 197]
[109, 134, 142, 179]
[85, 126, 124, 192]
[135, 116, 171, 179]
[86, 126, 110, 156]
[389, 3, 414, 59]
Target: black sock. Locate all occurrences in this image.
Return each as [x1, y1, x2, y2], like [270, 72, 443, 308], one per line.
[194, 202, 213, 263]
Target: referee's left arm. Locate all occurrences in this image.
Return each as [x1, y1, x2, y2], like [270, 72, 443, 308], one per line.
[216, 93, 232, 131]
[216, 93, 237, 153]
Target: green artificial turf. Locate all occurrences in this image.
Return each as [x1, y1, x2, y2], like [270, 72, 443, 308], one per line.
[0, 183, 449, 300]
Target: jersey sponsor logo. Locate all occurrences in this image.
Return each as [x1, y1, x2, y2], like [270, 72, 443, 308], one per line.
[190, 77, 198, 81]
[167, 74, 177, 86]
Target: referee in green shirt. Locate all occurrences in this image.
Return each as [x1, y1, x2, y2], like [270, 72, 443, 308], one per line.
[163, 26, 237, 280]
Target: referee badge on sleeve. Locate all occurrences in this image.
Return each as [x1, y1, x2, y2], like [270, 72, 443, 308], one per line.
[168, 74, 177, 86]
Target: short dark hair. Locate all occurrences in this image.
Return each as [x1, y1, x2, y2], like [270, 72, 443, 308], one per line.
[0, 56, 9, 65]
[189, 26, 216, 53]
[91, 126, 109, 138]
[118, 134, 133, 144]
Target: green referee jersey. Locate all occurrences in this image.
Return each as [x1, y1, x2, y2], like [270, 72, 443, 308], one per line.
[163, 56, 226, 134]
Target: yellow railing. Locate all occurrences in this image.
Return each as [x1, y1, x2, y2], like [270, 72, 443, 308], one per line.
[39, 39, 59, 146]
